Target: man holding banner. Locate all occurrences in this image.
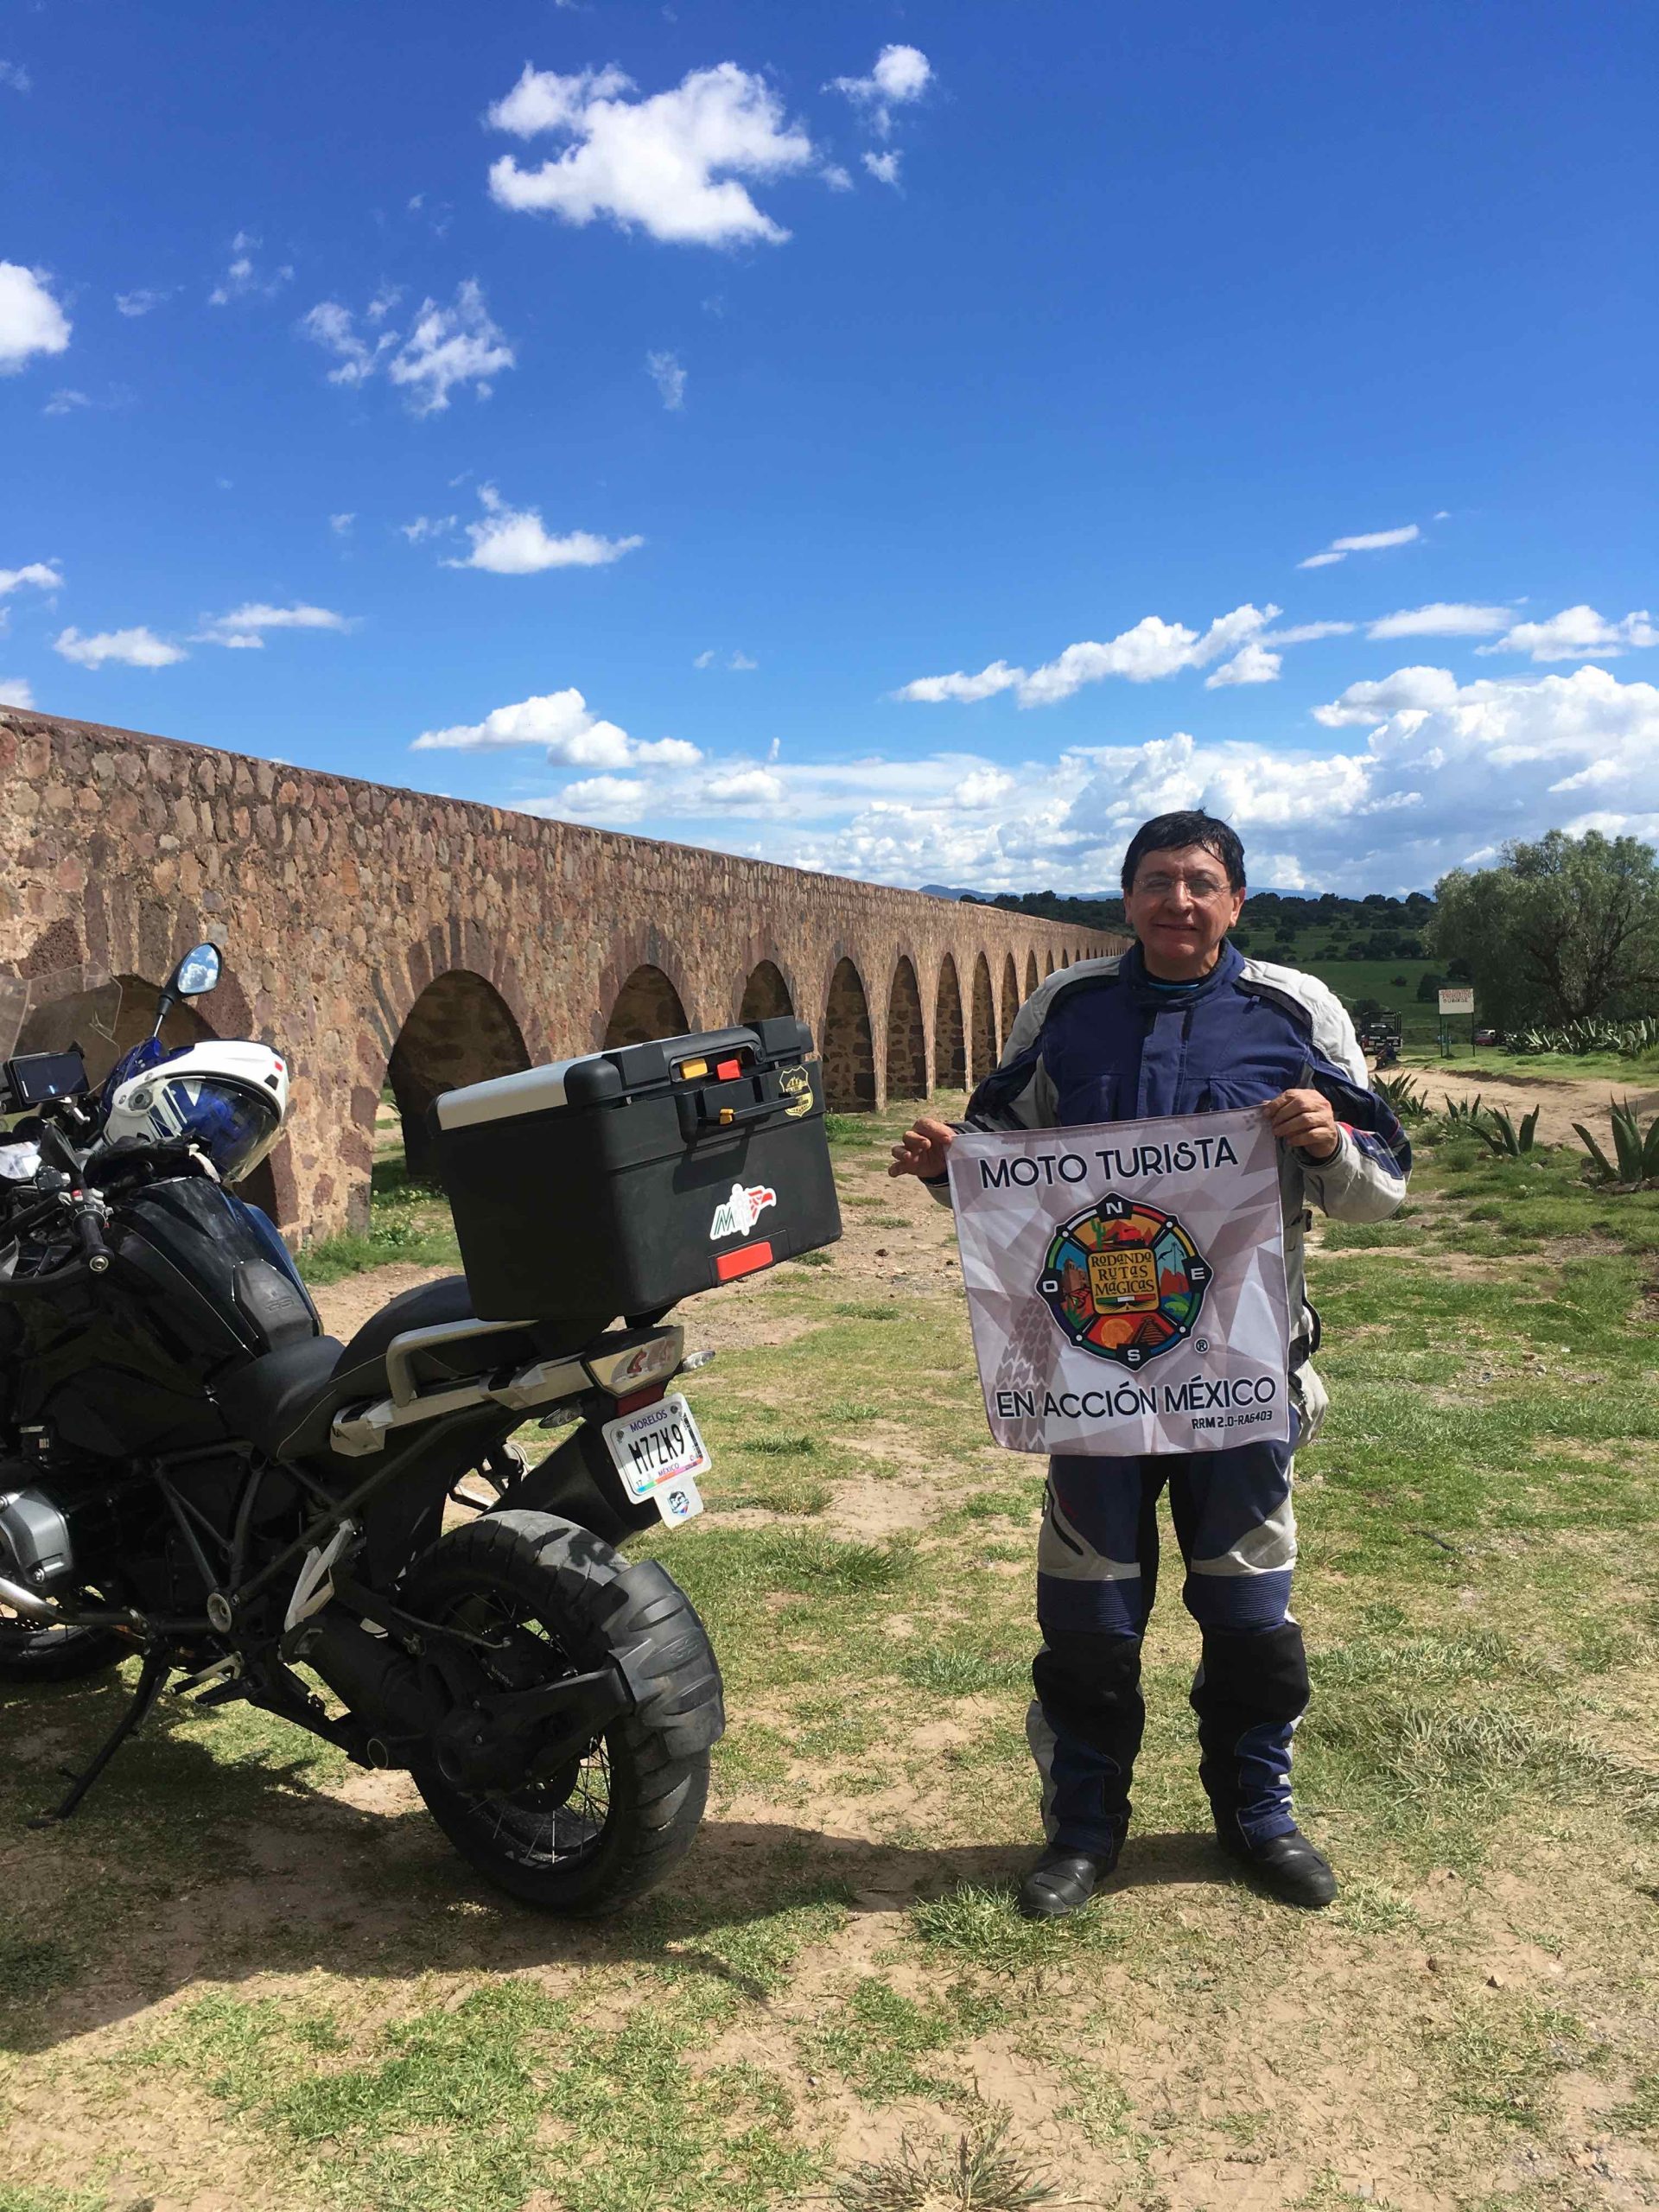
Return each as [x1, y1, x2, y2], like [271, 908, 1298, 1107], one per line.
[891, 812, 1411, 1918]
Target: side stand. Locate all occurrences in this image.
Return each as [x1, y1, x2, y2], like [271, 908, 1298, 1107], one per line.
[28, 1649, 171, 1829]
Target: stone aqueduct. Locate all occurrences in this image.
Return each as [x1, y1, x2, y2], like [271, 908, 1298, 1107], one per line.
[0, 709, 1125, 1242]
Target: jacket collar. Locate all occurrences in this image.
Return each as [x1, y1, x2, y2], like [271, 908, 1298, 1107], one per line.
[1122, 937, 1244, 1007]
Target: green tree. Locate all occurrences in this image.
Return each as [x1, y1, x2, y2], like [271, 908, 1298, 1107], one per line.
[1429, 830, 1659, 1026]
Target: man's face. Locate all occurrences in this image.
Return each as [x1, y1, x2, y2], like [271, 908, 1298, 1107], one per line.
[1122, 842, 1246, 978]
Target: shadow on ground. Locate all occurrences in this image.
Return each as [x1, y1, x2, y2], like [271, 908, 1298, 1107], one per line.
[1, 1672, 1235, 2053]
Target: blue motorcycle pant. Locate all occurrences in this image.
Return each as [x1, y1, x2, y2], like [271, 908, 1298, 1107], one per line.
[1027, 1436, 1309, 1856]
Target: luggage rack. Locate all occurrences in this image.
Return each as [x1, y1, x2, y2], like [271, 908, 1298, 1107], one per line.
[328, 1318, 686, 1459]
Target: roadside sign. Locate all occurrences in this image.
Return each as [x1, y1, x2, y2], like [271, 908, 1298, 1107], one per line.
[1439, 988, 1474, 1014]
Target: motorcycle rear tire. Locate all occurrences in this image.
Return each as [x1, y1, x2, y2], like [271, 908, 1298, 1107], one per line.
[405, 1509, 711, 1916]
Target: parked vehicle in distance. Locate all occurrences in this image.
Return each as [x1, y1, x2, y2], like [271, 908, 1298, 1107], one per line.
[0, 940, 841, 1913]
[1473, 1027, 1502, 1047]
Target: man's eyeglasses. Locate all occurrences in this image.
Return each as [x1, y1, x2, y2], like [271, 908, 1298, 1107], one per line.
[1133, 872, 1232, 900]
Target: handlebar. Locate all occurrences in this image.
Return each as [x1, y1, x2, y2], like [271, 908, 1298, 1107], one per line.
[72, 1203, 111, 1274]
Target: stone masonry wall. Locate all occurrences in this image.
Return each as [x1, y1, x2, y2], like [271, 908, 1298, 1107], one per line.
[0, 709, 1127, 1242]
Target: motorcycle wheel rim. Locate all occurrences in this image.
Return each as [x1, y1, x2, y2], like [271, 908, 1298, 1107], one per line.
[434, 1584, 614, 1872]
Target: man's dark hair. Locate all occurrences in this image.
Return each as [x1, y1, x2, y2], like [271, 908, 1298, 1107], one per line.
[1120, 810, 1246, 893]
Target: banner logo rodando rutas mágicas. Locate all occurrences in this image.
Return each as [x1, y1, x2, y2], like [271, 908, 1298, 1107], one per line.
[946, 1108, 1292, 1456]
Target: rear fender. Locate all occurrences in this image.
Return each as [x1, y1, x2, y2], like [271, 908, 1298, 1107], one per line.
[501, 1420, 661, 1548]
[340, 1406, 524, 1585]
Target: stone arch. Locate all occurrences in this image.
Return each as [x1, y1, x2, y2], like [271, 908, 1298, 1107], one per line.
[605, 963, 689, 1050]
[885, 954, 927, 1100]
[1061, 950, 1071, 969]
[934, 954, 967, 1092]
[739, 959, 793, 1025]
[823, 957, 876, 1110]
[387, 969, 531, 1183]
[1024, 951, 1039, 998]
[969, 953, 997, 1085]
[1001, 955, 1020, 1040]
[1044, 952, 1056, 978]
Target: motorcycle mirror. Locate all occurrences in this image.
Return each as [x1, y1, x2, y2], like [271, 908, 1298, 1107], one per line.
[172, 944, 222, 1001]
[152, 943, 222, 1038]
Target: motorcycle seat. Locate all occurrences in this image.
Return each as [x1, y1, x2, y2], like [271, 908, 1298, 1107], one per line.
[213, 1333, 347, 1459]
[215, 1275, 498, 1461]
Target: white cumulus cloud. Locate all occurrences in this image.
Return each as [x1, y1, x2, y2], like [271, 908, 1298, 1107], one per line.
[828, 44, 932, 133]
[446, 485, 643, 575]
[540, 773, 652, 823]
[703, 766, 785, 805]
[0, 264, 71, 372]
[303, 280, 514, 415]
[194, 603, 353, 650]
[1478, 604, 1658, 663]
[1367, 601, 1513, 639]
[412, 686, 700, 772]
[862, 150, 901, 187]
[54, 626, 185, 669]
[520, 664, 1659, 895]
[891, 660, 1024, 705]
[0, 676, 35, 707]
[486, 62, 816, 246]
[0, 562, 61, 597]
[1297, 524, 1420, 570]
[898, 604, 1281, 709]
[115, 287, 171, 317]
[1205, 641, 1282, 688]
[329, 512, 355, 536]
[1311, 665, 1462, 727]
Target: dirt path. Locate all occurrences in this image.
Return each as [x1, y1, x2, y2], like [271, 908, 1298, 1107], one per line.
[1408, 1056, 1656, 1144]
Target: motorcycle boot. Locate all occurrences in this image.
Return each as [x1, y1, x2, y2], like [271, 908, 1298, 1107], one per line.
[1191, 1620, 1335, 1906]
[1018, 1832, 1124, 1920]
[1029, 1627, 1145, 1859]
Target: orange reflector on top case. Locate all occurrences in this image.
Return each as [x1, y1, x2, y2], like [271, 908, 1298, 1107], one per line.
[677, 1058, 709, 1079]
[715, 1057, 742, 1079]
[715, 1240, 773, 1282]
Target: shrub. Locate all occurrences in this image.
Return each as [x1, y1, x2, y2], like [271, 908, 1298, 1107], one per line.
[1511, 1014, 1659, 1058]
[1574, 1099, 1659, 1187]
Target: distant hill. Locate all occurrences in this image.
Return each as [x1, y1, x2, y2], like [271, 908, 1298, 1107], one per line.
[918, 884, 1440, 964]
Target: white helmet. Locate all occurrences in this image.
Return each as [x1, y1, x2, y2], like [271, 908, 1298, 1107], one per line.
[102, 1041, 289, 1184]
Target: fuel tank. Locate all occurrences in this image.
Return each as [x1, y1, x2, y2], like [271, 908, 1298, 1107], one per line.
[0, 1177, 321, 1460]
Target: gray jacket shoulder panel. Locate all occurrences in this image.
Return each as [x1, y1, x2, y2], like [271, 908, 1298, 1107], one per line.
[1000, 953, 1125, 1061]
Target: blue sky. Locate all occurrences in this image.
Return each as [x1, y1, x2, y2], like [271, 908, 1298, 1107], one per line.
[5, 0, 1656, 893]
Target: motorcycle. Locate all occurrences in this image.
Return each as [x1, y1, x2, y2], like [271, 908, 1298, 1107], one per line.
[0, 945, 764, 1915]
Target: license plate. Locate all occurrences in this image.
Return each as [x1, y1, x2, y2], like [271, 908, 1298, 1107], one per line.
[603, 1394, 711, 1523]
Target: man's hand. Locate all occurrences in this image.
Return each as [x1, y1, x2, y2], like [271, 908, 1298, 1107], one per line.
[1266, 1089, 1342, 1162]
[888, 1116, 956, 1179]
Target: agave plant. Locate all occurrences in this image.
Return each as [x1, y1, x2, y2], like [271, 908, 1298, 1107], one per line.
[1442, 1093, 1484, 1130]
[1375, 1072, 1429, 1120]
[1573, 1098, 1659, 1186]
[1513, 1015, 1659, 1059]
[1474, 1104, 1541, 1157]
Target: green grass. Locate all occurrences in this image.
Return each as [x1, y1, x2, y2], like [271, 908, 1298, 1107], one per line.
[296, 1160, 460, 1284]
[6, 1091, 1659, 2211]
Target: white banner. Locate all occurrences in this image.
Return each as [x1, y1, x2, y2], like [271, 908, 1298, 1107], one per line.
[947, 1108, 1292, 1456]
[1439, 987, 1474, 1014]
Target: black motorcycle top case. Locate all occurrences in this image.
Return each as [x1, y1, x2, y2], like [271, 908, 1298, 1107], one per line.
[433, 1019, 842, 1321]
